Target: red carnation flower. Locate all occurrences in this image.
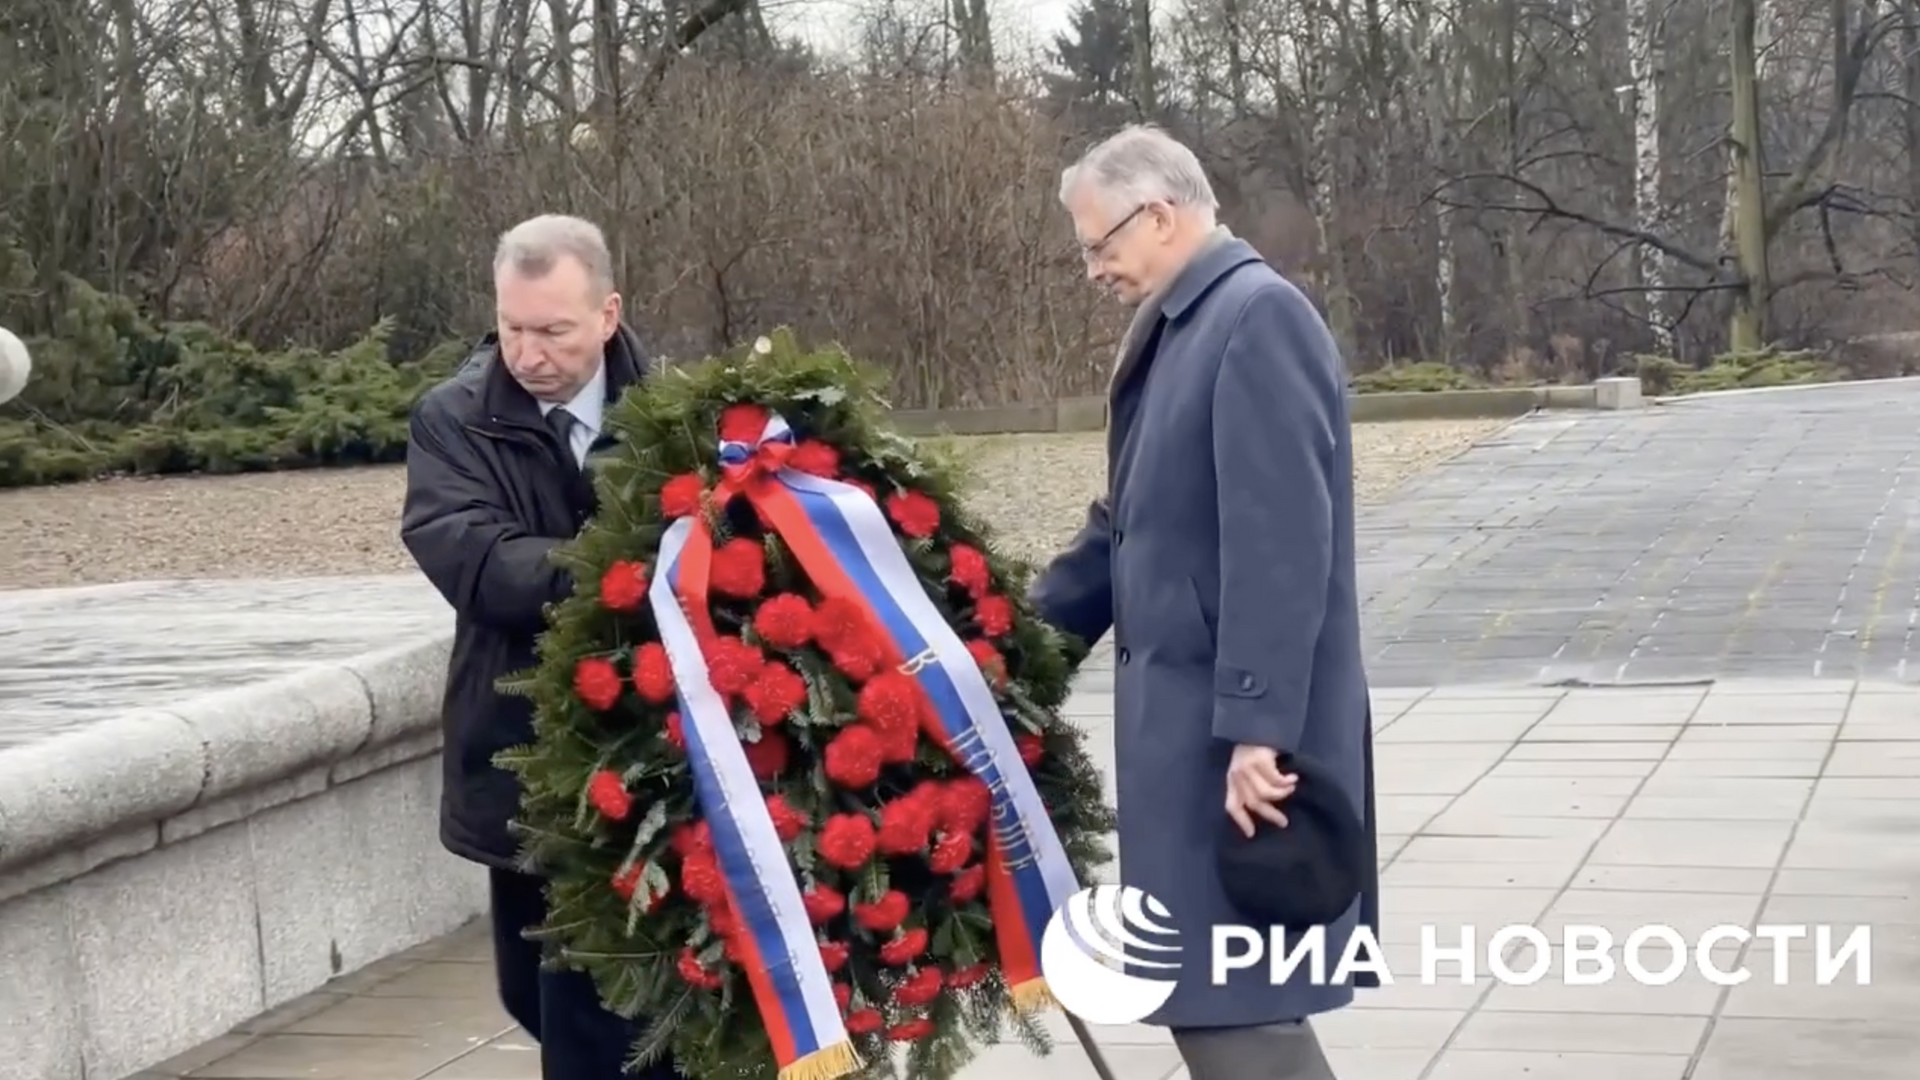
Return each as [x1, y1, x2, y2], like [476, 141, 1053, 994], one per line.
[819, 940, 850, 972]
[829, 638, 886, 683]
[940, 777, 990, 833]
[817, 813, 877, 870]
[907, 778, 947, 806]
[677, 947, 724, 989]
[766, 793, 808, 842]
[947, 544, 990, 598]
[967, 639, 1008, 688]
[857, 671, 922, 740]
[573, 657, 623, 710]
[885, 489, 941, 538]
[672, 820, 712, 856]
[680, 851, 728, 905]
[813, 596, 869, 651]
[710, 537, 766, 599]
[703, 635, 763, 698]
[876, 797, 933, 856]
[722, 933, 749, 965]
[719, 402, 769, 444]
[948, 963, 989, 988]
[632, 643, 676, 703]
[950, 865, 985, 903]
[611, 864, 639, 900]
[853, 889, 910, 933]
[832, 982, 853, 1011]
[879, 927, 929, 966]
[663, 710, 685, 750]
[846, 1008, 883, 1034]
[888, 1017, 936, 1041]
[928, 830, 971, 873]
[878, 724, 919, 766]
[789, 440, 840, 477]
[745, 661, 807, 724]
[599, 560, 649, 612]
[709, 903, 741, 940]
[803, 884, 846, 925]
[660, 474, 705, 518]
[893, 966, 943, 1006]
[823, 725, 884, 789]
[974, 594, 1013, 637]
[751, 593, 816, 650]
[587, 769, 632, 820]
[1017, 733, 1045, 767]
[743, 729, 790, 779]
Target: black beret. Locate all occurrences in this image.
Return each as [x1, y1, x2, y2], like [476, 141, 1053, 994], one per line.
[1215, 751, 1367, 930]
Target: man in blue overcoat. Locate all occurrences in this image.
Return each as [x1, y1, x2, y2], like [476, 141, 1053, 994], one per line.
[1032, 125, 1380, 1080]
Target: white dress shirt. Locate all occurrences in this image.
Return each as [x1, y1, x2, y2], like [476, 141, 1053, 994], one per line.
[539, 361, 606, 468]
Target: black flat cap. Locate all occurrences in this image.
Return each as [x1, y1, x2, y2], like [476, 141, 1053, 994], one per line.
[1215, 751, 1367, 929]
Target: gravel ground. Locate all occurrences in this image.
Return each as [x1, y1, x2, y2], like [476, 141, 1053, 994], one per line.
[0, 419, 1508, 590]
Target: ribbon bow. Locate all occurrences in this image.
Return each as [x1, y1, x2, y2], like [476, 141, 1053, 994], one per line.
[719, 410, 795, 483]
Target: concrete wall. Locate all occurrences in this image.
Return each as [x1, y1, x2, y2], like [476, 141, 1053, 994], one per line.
[890, 378, 1643, 436]
[0, 636, 482, 1080]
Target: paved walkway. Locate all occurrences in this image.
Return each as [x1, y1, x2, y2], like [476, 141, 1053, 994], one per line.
[139, 677, 1920, 1080]
[1360, 381, 1920, 685]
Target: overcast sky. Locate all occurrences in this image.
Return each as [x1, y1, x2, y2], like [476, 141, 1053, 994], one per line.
[770, 0, 1084, 62]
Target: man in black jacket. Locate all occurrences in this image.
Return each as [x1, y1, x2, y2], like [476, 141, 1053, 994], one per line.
[400, 214, 672, 1079]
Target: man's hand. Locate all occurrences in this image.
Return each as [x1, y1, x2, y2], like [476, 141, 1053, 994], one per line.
[1225, 744, 1298, 837]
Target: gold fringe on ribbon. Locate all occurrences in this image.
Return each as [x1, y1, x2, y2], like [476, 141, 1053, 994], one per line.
[776, 1039, 862, 1080]
[1007, 977, 1059, 1015]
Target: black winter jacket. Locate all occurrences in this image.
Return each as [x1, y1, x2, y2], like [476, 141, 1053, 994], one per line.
[400, 327, 648, 867]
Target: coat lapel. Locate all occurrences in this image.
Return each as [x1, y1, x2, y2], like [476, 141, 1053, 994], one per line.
[1104, 227, 1251, 401]
[1104, 230, 1263, 468]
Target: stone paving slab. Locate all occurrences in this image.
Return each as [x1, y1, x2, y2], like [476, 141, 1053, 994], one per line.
[140, 678, 1920, 1080]
[1360, 381, 1920, 686]
[0, 576, 449, 748]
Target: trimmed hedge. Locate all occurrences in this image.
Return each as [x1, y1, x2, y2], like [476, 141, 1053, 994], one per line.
[0, 279, 465, 488]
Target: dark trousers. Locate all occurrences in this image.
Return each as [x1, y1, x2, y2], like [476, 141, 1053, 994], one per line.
[490, 868, 679, 1079]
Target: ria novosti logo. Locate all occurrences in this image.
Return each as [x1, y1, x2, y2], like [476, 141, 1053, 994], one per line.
[1039, 885, 1184, 1024]
[1042, 886, 1872, 1026]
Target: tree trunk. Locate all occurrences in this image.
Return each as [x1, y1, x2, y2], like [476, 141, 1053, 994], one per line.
[1129, 0, 1156, 116]
[1903, 0, 1920, 280]
[1727, 0, 1769, 352]
[1627, 0, 1671, 352]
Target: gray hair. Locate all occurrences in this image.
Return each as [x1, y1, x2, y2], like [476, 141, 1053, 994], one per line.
[1060, 125, 1218, 222]
[494, 214, 615, 295]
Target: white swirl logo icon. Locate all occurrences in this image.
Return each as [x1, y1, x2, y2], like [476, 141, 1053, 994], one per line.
[1039, 885, 1183, 1024]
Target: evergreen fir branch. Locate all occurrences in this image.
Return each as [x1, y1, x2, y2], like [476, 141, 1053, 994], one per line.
[628, 986, 696, 1070]
[629, 800, 670, 853]
[1010, 1007, 1053, 1055]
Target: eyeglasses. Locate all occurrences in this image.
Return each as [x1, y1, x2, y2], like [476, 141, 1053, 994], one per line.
[1078, 204, 1150, 262]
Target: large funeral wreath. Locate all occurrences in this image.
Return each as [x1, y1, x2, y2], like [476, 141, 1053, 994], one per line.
[498, 330, 1115, 1080]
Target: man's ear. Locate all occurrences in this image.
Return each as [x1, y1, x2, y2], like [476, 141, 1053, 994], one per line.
[603, 292, 623, 339]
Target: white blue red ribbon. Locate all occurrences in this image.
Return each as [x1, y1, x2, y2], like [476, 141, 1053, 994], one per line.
[650, 520, 856, 1079]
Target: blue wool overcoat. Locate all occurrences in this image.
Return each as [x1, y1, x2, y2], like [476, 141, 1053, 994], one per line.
[1032, 238, 1379, 1028]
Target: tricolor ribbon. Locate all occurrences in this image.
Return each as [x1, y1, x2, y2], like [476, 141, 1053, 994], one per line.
[646, 410, 1082, 1078]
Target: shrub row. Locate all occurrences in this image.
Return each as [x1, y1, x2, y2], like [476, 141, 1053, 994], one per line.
[0, 276, 1857, 491]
